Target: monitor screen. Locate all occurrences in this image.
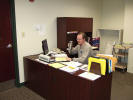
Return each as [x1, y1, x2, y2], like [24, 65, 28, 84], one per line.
[42, 39, 49, 55]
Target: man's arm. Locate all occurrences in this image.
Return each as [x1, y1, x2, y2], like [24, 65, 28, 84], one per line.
[72, 47, 92, 63]
[66, 45, 79, 61]
[69, 45, 78, 55]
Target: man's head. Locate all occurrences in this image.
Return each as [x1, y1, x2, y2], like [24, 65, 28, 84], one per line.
[77, 32, 86, 45]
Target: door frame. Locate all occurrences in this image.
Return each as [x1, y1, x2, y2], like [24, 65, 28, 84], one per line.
[10, 0, 21, 87]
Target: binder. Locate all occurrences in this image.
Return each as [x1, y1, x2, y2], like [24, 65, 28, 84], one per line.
[96, 54, 117, 71]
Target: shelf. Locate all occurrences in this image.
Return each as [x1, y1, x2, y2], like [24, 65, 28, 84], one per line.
[67, 31, 78, 34]
[92, 46, 98, 50]
[98, 29, 122, 31]
[114, 53, 128, 57]
[115, 63, 127, 69]
[112, 44, 132, 72]
[114, 46, 127, 49]
[114, 44, 132, 50]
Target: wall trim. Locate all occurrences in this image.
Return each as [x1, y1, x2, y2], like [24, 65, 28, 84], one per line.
[10, 0, 21, 87]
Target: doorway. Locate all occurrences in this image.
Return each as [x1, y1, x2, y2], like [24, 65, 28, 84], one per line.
[0, 0, 19, 86]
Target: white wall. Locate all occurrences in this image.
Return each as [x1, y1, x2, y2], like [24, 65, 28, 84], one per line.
[101, 0, 124, 29]
[124, 0, 133, 73]
[15, 0, 102, 83]
[124, 0, 133, 43]
[99, 29, 120, 54]
[128, 48, 133, 73]
[99, 0, 124, 54]
[101, 0, 133, 43]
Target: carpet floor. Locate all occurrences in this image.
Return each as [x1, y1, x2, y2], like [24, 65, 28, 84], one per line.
[111, 71, 133, 100]
[0, 86, 45, 100]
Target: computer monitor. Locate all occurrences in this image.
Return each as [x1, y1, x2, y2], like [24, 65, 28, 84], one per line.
[42, 39, 49, 55]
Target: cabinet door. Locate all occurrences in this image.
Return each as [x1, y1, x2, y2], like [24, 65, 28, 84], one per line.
[68, 75, 92, 100]
[24, 59, 52, 99]
[50, 69, 92, 100]
[50, 69, 70, 100]
[66, 18, 93, 32]
[57, 18, 67, 51]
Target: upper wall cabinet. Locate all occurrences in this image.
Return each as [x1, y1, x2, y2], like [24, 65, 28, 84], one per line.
[57, 17, 93, 51]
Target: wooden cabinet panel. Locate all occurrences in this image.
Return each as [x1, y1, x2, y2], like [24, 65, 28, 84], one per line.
[24, 58, 52, 99]
[50, 69, 70, 100]
[66, 18, 92, 32]
[57, 17, 93, 51]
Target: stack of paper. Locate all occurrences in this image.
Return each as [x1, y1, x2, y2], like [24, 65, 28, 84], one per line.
[35, 59, 49, 64]
[80, 64, 88, 71]
[79, 72, 101, 81]
[59, 66, 79, 73]
[53, 54, 68, 62]
[55, 57, 67, 62]
[54, 54, 67, 58]
[48, 63, 65, 69]
[61, 61, 82, 67]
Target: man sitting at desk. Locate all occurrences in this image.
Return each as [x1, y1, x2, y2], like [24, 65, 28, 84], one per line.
[66, 32, 94, 64]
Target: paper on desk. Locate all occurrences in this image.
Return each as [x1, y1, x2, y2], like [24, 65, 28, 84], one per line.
[54, 54, 67, 58]
[80, 64, 88, 71]
[35, 59, 49, 64]
[79, 72, 101, 81]
[55, 57, 67, 62]
[61, 61, 82, 67]
[59, 66, 79, 73]
[48, 63, 66, 68]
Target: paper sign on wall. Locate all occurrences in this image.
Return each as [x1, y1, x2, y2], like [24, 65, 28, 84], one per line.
[34, 24, 46, 36]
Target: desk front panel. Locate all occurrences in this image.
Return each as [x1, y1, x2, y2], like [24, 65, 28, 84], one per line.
[24, 58, 52, 99]
[24, 56, 112, 100]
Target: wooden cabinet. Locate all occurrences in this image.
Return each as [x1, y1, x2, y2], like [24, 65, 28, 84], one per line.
[57, 17, 93, 51]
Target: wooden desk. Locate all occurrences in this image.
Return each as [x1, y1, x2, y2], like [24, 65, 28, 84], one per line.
[24, 55, 112, 100]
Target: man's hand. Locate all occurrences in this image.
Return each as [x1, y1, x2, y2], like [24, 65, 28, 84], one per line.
[66, 57, 72, 61]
